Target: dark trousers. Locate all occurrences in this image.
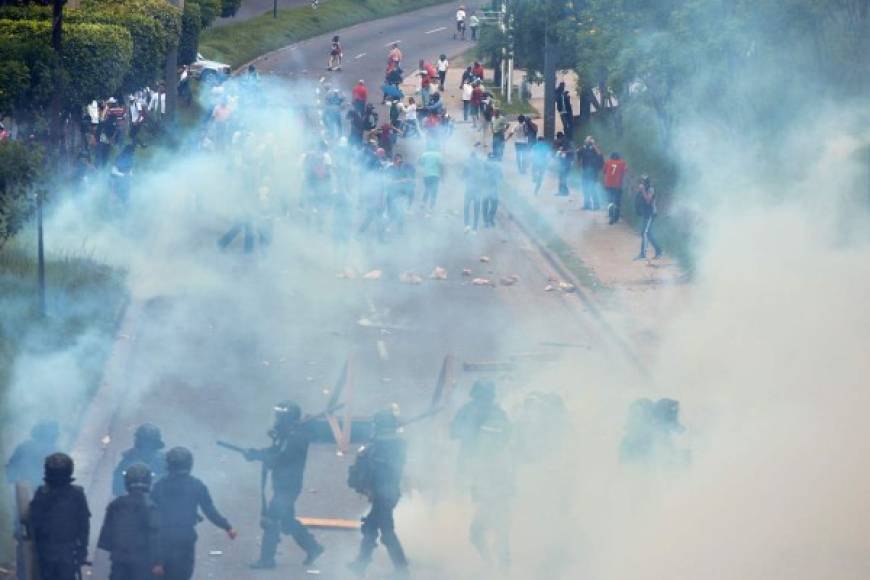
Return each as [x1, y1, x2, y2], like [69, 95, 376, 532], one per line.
[423, 176, 440, 208]
[462, 100, 470, 121]
[354, 496, 407, 571]
[438, 71, 446, 91]
[259, 493, 321, 562]
[581, 173, 601, 209]
[560, 112, 573, 140]
[163, 540, 195, 580]
[358, 205, 385, 241]
[386, 191, 408, 234]
[606, 187, 623, 224]
[483, 196, 499, 227]
[110, 560, 156, 580]
[515, 142, 528, 173]
[640, 214, 661, 257]
[471, 26, 478, 40]
[218, 221, 255, 253]
[558, 164, 570, 196]
[532, 163, 546, 195]
[37, 557, 77, 580]
[492, 133, 505, 160]
[464, 193, 480, 229]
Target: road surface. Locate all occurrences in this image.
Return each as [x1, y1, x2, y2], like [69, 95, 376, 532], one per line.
[79, 4, 639, 579]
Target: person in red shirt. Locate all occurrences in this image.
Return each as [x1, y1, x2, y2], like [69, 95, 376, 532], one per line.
[471, 61, 484, 82]
[352, 80, 368, 114]
[602, 151, 628, 224]
[470, 81, 484, 128]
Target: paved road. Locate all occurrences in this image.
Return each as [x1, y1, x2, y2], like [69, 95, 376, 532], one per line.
[80, 4, 638, 580]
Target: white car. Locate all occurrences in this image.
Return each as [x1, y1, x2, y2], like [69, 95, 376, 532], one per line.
[189, 53, 231, 82]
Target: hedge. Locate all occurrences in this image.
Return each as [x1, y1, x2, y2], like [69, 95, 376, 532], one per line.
[0, 18, 133, 111]
[0, 140, 43, 246]
[179, 1, 202, 65]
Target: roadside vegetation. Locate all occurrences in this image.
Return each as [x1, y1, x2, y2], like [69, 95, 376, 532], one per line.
[199, 0, 452, 68]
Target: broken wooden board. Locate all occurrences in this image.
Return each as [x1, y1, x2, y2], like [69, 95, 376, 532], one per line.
[300, 517, 360, 530]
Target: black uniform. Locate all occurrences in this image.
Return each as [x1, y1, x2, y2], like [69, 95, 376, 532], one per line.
[98, 491, 162, 580]
[250, 421, 322, 566]
[350, 432, 408, 574]
[29, 484, 91, 580]
[451, 398, 514, 566]
[112, 448, 166, 498]
[151, 474, 232, 580]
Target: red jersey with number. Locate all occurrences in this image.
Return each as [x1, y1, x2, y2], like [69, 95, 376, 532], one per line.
[603, 158, 627, 188]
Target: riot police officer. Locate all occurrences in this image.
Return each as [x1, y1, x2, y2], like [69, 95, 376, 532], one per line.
[450, 381, 514, 567]
[28, 453, 91, 580]
[248, 401, 324, 570]
[347, 409, 408, 577]
[6, 421, 61, 491]
[98, 463, 163, 580]
[111, 423, 167, 497]
[151, 447, 236, 580]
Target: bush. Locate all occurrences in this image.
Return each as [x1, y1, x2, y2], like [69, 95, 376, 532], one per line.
[195, 0, 221, 28]
[221, 0, 241, 18]
[0, 18, 133, 111]
[0, 140, 43, 247]
[179, 1, 202, 66]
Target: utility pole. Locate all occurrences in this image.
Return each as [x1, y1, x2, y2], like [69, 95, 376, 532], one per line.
[506, 0, 513, 104]
[164, 0, 184, 124]
[273, 0, 278, 18]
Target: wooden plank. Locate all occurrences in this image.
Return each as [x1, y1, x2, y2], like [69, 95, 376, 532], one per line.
[299, 517, 360, 530]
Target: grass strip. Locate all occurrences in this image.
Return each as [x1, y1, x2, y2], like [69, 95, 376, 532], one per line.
[200, 0, 452, 69]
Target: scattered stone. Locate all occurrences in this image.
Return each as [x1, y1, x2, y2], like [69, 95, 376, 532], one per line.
[499, 275, 520, 286]
[472, 278, 495, 287]
[337, 268, 356, 279]
[399, 272, 423, 285]
[362, 270, 382, 280]
[479, 256, 491, 263]
[208, 550, 223, 556]
[430, 266, 448, 280]
[544, 285, 556, 292]
[559, 282, 577, 293]
[462, 268, 473, 277]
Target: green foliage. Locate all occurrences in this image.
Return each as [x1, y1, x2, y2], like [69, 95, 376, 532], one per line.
[220, 0, 241, 18]
[200, 0, 449, 68]
[195, 0, 221, 28]
[0, 18, 132, 112]
[0, 140, 42, 246]
[179, 1, 202, 65]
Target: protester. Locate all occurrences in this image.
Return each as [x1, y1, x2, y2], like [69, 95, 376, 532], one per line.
[463, 149, 483, 232]
[603, 151, 628, 224]
[460, 65, 473, 89]
[634, 175, 662, 259]
[352, 80, 368, 114]
[400, 97, 419, 137]
[385, 153, 415, 234]
[470, 81, 484, 128]
[512, 115, 537, 174]
[436, 54, 449, 92]
[472, 61, 485, 81]
[491, 109, 509, 160]
[418, 144, 445, 211]
[530, 137, 551, 196]
[578, 136, 604, 209]
[461, 80, 473, 122]
[455, 4, 467, 39]
[482, 153, 502, 227]
[469, 11, 480, 40]
[329, 35, 343, 71]
[562, 91, 575, 140]
[554, 133, 573, 197]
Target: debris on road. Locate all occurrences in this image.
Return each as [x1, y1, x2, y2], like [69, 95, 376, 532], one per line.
[544, 284, 556, 292]
[362, 269, 382, 280]
[479, 256, 490, 263]
[462, 268, 473, 277]
[499, 275, 520, 286]
[299, 517, 361, 530]
[399, 272, 423, 285]
[472, 278, 495, 287]
[208, 550, 223, 556]
[559, 282, 577, 293]
[337, 268, 356, 279]
[101, 435, 111, 447]
[377, 340, 389, 361]
[430, 266, 448, 280]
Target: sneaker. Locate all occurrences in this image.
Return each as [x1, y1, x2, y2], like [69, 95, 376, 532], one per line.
[249, 559, 276, 570]
[303, 544, 325, 566]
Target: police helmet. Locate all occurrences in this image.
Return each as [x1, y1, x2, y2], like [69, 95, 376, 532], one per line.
[31, 420, 60, 443]
[134, 423, 165, 450]
[274, 401, 302, 422]
[470, 380, 496, 403]
[372, 409, 399, 434]
[124, 463, 153, 492]
[166, 446, 194, 474]
[44, 452, 74, 484]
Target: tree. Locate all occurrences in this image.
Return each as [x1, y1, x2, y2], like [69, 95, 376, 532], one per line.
[179, 0, 202, 65]
[220, 0, 240, 18]
[0, 140, 43, 248]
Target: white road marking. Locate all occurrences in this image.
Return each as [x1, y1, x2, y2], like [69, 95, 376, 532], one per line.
[425, 26, 447, 34]
[354, 53, 367, 59]
[384, 40, 401, 47]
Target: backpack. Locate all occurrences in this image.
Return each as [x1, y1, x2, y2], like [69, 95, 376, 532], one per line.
[347, 447, 373, 495]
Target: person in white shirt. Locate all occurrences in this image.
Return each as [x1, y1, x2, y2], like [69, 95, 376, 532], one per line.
[436, 55, 449, 92]
[469, 12, 480, 40]
[461, 81, 473, 122]
[455, 5, 467, 39]
[400, 97, 419, 137]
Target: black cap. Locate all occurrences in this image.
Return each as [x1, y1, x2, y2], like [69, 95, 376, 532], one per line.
[123, 463, 153, 492]
[44, 452, 74, 484]
[166, 447, 194, 474]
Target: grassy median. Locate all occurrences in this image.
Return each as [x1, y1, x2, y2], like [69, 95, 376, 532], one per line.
[200, 0, 452, 69]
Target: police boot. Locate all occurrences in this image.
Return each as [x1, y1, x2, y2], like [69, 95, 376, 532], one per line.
[250, 536, 279, 570]
[302, 543, 325, 566]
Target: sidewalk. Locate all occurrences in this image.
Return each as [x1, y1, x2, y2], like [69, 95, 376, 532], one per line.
[439, 60, 689, 355]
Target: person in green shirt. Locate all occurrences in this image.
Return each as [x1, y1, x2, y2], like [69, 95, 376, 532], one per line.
[418, 146, 444, 210]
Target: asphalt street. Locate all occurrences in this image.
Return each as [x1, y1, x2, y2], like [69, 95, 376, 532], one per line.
[80, 4, 640, 579]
